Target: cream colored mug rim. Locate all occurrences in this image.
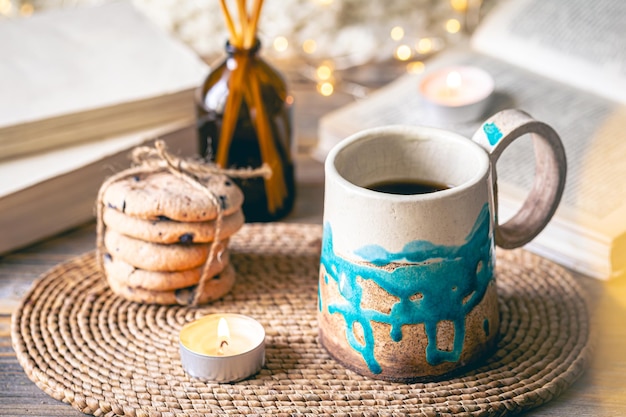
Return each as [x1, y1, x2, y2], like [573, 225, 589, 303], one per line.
[325, 124, 490, 201]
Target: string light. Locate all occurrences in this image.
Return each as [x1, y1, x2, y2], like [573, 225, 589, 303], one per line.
[395, 44, 412, 61]
[272, 36, 289, 52]
[0, 0, 12, 15]
[317, 81, 334, 96]
[0, 2, 36, 18]
[269, 0, 474, 96]
[450, 0, 468, 12]
[445, 18, 461, 34]
[20, 3, 34, 16]
[390, 26, 405, 41]
[406, 61, 425, 74]
[302, 39, 317, 54]
[316, 63, 333, 81]
[416, 38, 433, 54]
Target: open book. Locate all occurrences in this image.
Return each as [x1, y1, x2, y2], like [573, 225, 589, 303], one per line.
[0, 121, 197, 254]
[0, 1, 208, 160]
[316, 0, 626, 280]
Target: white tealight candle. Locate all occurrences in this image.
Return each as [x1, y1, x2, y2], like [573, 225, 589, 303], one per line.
[419, 65, 494, 123]
[179, 313, 265, 382]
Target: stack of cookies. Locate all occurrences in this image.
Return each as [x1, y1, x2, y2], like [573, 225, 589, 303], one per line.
[98, 170, 245, 305]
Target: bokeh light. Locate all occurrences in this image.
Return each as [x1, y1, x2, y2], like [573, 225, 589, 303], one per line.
[390, 26, 405, 41]
[273, 36, 289, 52]
[445, 18, 461, 34]
[395, 44, 412, 61]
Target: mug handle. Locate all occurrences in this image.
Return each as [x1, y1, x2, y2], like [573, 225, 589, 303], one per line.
[472, 109, 567, 249]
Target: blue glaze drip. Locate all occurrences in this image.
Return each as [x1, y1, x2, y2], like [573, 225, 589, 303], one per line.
[483, 318, 490, 337]
[319, 204, 494, 373]
[483, 122, 503, 146]
[318, 285, 322, 312]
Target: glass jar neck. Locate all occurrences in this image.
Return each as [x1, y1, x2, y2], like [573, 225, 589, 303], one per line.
[225, 39, 261, 56]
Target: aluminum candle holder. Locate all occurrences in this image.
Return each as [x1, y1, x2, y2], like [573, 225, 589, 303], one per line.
[179, 313, 265, 382]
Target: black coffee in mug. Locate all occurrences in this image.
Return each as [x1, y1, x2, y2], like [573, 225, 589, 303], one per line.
[365, 179, 450, 195]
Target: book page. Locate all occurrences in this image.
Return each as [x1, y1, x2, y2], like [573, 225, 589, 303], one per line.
[0, 2, 208, 128]
[469, 54, 624, 224]
[471, 0, 626, 104]
[0, 120, 193, 198]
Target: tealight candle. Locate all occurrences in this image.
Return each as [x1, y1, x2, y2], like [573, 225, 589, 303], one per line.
[179, 313, 265, 382]
[419, 65, 494, 123]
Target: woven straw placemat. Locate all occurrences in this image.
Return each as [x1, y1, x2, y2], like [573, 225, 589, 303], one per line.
[12, 223, 589, 417]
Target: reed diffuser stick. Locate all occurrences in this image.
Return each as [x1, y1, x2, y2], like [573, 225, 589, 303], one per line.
[236, 0, 248, 47]
[214, 56, 251, 167]
[216, 0, 289, 215]
[245, 0, 264, 49]
[248, 69, 287, 211]
[219, 0, 239, 46]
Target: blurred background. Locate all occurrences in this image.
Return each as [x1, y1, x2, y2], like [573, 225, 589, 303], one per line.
[0, 0, 490, 98]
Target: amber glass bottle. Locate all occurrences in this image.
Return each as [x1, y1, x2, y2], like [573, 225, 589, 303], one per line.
[196, 40, 295, 222]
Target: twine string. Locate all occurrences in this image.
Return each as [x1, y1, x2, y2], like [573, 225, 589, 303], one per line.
[96, 140, 270, 305]
[130, 141, 272, 181]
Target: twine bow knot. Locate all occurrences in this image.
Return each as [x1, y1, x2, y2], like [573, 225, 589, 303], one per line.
[131, 140, 271, 182]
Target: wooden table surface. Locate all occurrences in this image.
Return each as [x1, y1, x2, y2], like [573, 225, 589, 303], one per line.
[1, 62, 625, 417]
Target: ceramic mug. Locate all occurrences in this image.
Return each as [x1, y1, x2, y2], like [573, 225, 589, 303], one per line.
[317, 109, 566, 382]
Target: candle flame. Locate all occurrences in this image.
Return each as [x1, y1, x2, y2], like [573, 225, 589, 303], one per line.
[217, 317, 230, 355]
[446, 71, 462, 96]
[446, 71, 462, 89]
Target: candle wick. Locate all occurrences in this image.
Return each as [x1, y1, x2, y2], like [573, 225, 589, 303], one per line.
[217, 339, 229, 355]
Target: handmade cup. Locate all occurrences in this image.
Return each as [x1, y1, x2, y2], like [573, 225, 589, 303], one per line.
[317, 109, 566, 382]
